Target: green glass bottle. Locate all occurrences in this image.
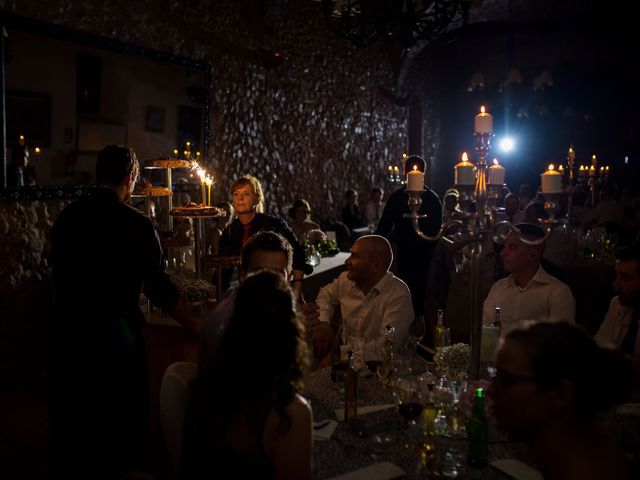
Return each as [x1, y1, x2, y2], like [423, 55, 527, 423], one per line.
[467, 387, 488, 468]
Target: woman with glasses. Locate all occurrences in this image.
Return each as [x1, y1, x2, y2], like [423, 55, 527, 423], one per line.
[489, 322, 632, 479]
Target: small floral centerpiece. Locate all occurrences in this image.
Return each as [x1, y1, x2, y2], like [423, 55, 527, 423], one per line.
[168, 269, 215, 303]
[303, 229, 339, 265]
[434, 342, 471, 379]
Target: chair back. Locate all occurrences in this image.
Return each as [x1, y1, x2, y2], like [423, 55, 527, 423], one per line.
[159, 361, 197, 476]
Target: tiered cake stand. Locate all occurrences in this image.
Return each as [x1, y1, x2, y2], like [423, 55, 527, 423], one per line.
[142, 159, 193, 230]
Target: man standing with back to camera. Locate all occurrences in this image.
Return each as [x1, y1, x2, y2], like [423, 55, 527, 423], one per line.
[49, 145, 200, 478]
[376, 155, 443, 317]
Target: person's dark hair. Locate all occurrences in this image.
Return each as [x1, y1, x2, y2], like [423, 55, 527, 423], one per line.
[370, 187, 383, 196]
[95, 145, 138, 186]
[505, 322, 632, 422]
[404, 155, 426, 174]
[288, 198, 311, 220]
[513, 222, 546, 254]
[193, 270, 309, 438]
[345, 189, 357, 199]
[241, 231, 293, 273]
[615, 244, 640, 274]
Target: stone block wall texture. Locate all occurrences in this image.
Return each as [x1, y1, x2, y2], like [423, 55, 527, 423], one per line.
[0, 0, 442, 368]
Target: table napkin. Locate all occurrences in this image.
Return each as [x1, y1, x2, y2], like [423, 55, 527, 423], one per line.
[334, 404, 395, 422]
[490, 459, 543, 480]
[616, 403, 640, 418]
[313, 420, 338, 441]
[324, 461, 405, 480]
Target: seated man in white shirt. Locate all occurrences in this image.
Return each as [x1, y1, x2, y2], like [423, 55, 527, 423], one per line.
[483, 224, 575, 335]
[312, 235, 414, 365]
[198, 231, 319, 369]
[595, 245, 640, 361]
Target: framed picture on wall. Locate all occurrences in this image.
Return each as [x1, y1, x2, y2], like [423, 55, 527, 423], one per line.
[145, 106, 166, 133]
[6, 90, 52, 148]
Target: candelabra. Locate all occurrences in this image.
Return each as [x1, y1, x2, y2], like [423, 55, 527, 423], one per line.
[405, 133, 559, 379]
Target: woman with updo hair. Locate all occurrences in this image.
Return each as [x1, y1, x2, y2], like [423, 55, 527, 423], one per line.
[489, 321, 632, 479]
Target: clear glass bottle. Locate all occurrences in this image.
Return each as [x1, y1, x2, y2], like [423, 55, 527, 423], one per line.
[493, 307, 501, 330]
[344, 350, 358, 421]
[377, 325, 395, 383]
[467, 388, 488, 468]
[435, 309, 446, 351]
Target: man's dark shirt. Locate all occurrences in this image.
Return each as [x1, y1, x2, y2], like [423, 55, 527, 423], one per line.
[218, 212, 312, 275]
[375, 186, 443, 314]
[51, 187, 180, 358]
[50, 187, 181, 475]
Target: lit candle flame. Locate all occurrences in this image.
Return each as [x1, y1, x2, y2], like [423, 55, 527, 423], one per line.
[558, 164, 564, 171]
[205, 175, 213, 186]
[412, 165, 417, 171]
[402, 153, 407, 159]
[393, 166, 399, 172]
[186, 141, 191, 147]
[34, 147, 41, 154]
[388, 165, 392, 172]
[462, 152, 469, 162]
[480, 106, 486, 114]
[492, 158, 499, 166]
[605, 166, 610, 171]
[548, 164, 555, 171]
[196, 151, 201, 157]
[173, 149, 178, 155]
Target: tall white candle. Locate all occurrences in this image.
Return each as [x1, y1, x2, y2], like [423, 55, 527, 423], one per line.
[455, 152, 475, 186]
[488, 159, 505, 185]
[541, 164, 562, 193]
[475, 106, 493, 134]
[406, 165, 424, 192]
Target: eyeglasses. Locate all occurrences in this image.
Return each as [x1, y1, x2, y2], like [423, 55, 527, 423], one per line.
[488, 366, 537, 390]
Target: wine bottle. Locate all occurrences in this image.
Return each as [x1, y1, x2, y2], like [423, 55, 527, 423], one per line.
[467, 388, 488, 468]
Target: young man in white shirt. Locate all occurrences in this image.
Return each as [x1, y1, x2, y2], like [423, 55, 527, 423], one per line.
[312, 235, 414, 365]
[483, 224, 575, 334]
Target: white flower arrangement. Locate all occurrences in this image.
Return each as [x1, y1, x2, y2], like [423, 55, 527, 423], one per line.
[434, 343, 471, 377]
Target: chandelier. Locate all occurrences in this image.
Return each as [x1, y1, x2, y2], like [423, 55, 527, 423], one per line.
[321, 0, 474, 48]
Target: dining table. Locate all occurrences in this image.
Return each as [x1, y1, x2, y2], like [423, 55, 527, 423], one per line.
[305, 365, 534, 479]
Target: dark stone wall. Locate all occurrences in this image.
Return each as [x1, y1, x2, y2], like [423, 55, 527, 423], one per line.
[0, 0, 444, 219]
[0, 0, 443, 368]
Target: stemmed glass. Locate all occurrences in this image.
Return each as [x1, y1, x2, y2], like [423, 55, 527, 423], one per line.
[391, 374, 424, 449]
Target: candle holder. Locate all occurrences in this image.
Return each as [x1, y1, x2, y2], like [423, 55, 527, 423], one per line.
[405, 127, 559, 379]
[542, 192, 562, 224]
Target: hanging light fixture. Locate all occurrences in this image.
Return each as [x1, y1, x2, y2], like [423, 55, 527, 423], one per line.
[320, 0, 474, 48]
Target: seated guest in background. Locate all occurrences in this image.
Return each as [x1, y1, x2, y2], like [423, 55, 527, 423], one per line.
[490, 322, 632, 480]
[50, 145, 200, 477]
[364, 187, 385, 228]
[218, 175, 312, 296]
[501, 192, 524, 224]
[483, 224, 575, 334]
[518, 183, 533, 211]
[595, 244, 640, 378]
[582, 185, 625, 230]
[199, 231, 319, 370]
[183, 270, 312, 480]
[341, 189, 363, 232]
[313, 235, 413, 364]
[289, 198, 320, 241]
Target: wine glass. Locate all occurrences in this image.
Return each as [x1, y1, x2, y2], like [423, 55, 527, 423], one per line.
[391, 375, 424, 449]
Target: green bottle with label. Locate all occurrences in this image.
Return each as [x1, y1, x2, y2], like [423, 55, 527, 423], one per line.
[467, 387, 488, 468]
